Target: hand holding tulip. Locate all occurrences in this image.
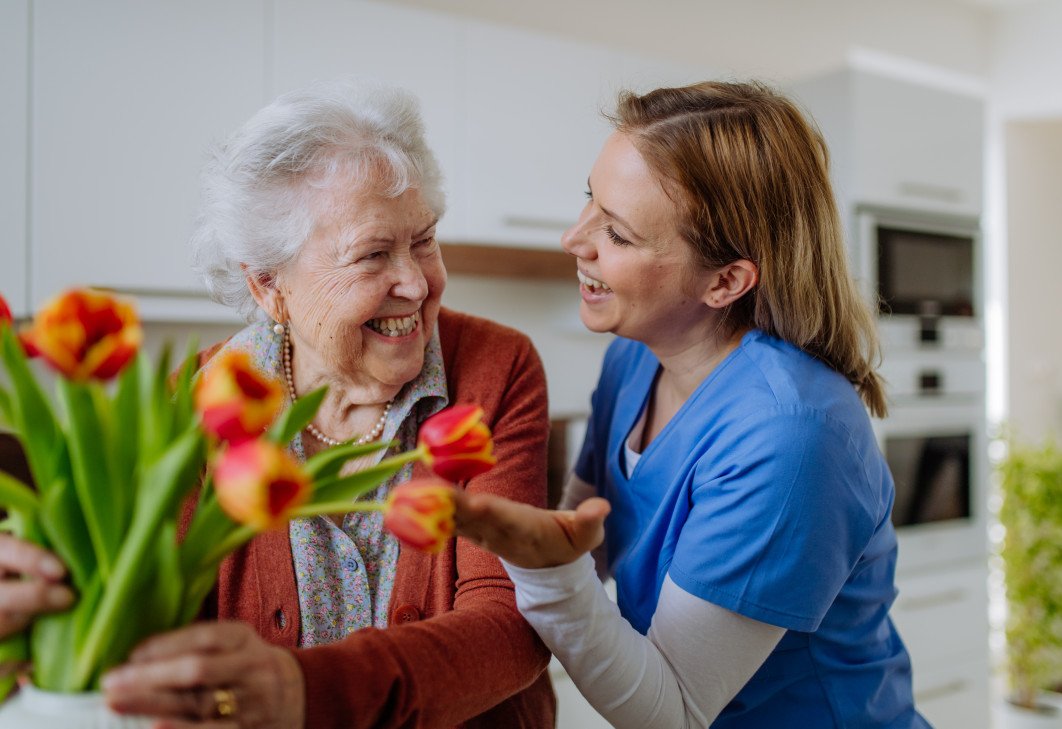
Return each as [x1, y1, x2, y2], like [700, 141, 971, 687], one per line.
[453, 493, 611, 570]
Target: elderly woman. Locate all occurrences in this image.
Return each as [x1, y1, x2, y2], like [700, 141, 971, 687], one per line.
[0, 82, 554, 728]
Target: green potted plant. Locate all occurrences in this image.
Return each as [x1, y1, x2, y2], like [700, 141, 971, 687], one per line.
[997, 436, 1062, 725]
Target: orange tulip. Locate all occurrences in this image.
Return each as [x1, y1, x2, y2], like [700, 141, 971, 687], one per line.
[195, 350, 284, 445]
[417, 405, 496, 482]
[21, 289, 141, 381]
[383, 478, 456, 553]
[0, 292, 11, 328]
[212, 440, 311, 531]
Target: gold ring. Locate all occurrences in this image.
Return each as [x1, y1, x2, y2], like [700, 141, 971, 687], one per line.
[213, 687, 238, 718]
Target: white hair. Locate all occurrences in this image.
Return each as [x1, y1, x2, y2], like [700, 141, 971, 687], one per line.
[190, 80, 447, 321]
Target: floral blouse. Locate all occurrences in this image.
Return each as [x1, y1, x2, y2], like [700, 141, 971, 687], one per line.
[215, 320, 448, 647]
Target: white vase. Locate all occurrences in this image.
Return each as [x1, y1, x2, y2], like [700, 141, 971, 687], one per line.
[0, 685, 153, 728]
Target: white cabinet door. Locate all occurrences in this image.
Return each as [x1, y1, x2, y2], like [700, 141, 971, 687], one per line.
[461, 22, 615, 249]
[851, 71, 984, 215]
[271, 0, 464, 241]
[0, 0, 29, 317]
[31, 0, 266, 318]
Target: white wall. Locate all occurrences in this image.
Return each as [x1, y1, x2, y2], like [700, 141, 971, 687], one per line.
[990, 0, 1062, 118]
[389, 0, 993, 81]
[986, 0, 1062, 438]
[1002, 122, 1062, 442]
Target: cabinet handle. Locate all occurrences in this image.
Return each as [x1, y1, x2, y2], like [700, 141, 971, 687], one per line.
[916, 679, 969, 703]
[897, 588, 966, 611]
[502, 215, 573, 232]
[897, 181, 965, 205]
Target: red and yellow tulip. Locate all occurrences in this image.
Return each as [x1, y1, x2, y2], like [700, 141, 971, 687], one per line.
[383, 478, 456, 553]
[20, 288, 141, 381]
[213, 440, 312, 531]
[417, 405, 496, 482]
[195, 350, 284, 445]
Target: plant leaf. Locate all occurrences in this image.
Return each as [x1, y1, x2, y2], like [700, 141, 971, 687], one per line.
[267, 386, 327, 446]
[308, 457, 409, 505]
[73, 426, 205, 688]
[58, 379, 120, 580]
[38, 475, 96, 589]
[0, 469, 40, 518]
[304, 440, 394, 481]
[0, 327, 63, 494]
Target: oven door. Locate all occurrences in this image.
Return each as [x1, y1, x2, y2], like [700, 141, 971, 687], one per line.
[874, 401, 987, 573]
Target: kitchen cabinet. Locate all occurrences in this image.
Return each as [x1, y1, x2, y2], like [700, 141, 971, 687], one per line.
[30, 0, 266, 319]
[0, 0, 29, 317]
[271, 0, 466, 242]
[459, 26, 708, 249]
[792, 69, 984, 217]
[459, 22, 614, 248]
[890, 560, 990, 727]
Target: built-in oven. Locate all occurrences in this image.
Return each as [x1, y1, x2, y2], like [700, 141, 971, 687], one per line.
[875, 399, 986, 571]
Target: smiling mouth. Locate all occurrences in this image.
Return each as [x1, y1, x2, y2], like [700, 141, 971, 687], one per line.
[365, 310, 421, 337]
[577, 269, 612, 294]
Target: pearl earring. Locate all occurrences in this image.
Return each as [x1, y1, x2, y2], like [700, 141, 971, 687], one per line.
[273, 322, 285, 336]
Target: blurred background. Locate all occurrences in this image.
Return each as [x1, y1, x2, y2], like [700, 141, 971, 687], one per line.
[1, 1, 1061, 726]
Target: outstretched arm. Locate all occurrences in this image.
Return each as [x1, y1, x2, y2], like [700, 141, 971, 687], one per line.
[454, 491, 784, 728]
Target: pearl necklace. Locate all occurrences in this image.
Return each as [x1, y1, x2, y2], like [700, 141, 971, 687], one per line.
[282, 326, 393, 447]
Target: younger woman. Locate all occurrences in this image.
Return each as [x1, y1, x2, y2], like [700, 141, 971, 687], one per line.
[456, 81, 929, 728]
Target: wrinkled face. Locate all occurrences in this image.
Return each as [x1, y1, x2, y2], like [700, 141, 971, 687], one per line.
[273, 181, 446, 391]
[561, 132, 713, 350]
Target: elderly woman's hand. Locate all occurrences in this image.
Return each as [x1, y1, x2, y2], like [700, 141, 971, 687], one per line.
[102, 621, 304, 729]
[453, 492, 611, 570]
[0, 533, 75, 641]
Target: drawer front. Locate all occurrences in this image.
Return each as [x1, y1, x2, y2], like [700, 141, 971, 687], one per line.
[890, 564, 988, 671]
[911, 657, 989, 729]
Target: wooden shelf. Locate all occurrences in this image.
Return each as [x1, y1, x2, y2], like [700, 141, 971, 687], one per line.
[440, 242, 573, 281]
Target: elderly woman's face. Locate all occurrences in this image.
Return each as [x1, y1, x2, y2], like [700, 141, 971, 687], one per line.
[274, 182, 445, 391]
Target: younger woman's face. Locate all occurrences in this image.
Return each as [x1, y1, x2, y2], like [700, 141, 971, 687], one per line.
[560, 132, 716, 352]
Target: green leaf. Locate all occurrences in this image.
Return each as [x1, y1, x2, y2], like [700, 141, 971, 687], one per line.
[31, 571, 103, 692]
[95, 520, 184, 682]
[0, 385, 13, 427]
[58, 379, 120, 580]
[308, 454, 412, 505]
[0, 327, 63, 493]
[73, 426, 205, 688]
[0, 469, 40, 517]
[304, 440, 393, 480]
[267, 386, 327, 446]
[110, 357, 141, 503]
[38, 475, 96, 589]
[0, 631, 28, 700]
[172, 339, 200, 430]
[179, 487, 235, 579]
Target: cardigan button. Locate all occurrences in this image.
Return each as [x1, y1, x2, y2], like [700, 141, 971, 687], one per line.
[394, 604, 421, 624]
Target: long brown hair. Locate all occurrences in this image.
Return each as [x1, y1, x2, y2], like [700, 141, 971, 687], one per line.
[612, 81, 887, 417]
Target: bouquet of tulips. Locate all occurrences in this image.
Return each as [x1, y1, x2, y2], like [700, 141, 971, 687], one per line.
[0, 288, 495, 698]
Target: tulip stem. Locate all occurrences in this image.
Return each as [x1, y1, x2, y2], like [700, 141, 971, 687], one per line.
[292, 501, 385, 518]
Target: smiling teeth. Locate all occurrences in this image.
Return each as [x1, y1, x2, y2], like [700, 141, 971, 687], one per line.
[577, 270, 612, 293]
[367, 310, 420, 337]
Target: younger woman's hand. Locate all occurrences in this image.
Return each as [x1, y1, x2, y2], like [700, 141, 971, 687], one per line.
[454, 492, 611, 569]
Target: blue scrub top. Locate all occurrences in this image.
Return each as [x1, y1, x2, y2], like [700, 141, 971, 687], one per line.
[575, 331, 930, 728]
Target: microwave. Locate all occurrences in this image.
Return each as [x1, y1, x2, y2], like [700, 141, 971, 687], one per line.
[855, 207, 982, 351]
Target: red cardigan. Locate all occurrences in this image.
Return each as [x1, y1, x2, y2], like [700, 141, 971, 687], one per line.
[198, 309, 556, 728]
